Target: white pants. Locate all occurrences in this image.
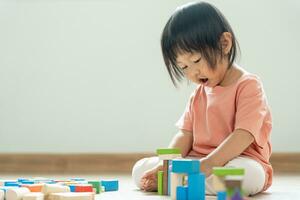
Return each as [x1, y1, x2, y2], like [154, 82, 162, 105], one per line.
[132, 156, 265, 196]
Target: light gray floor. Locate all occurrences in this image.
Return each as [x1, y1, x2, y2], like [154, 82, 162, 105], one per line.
[1, 173, 299, 199]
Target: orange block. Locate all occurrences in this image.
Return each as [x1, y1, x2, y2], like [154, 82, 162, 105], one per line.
[22, 184, 44, 192]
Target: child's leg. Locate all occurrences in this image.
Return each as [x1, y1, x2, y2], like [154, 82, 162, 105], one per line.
[206, 156, 266, 196]
[132, 156, 218, 194]
[132, 156, 161, 189]
[132, 156, 265, 196]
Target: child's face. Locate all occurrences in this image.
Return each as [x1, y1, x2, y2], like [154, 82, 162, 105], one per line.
[176, 51, 229, 87]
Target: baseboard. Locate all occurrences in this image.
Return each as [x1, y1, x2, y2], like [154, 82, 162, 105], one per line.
[0, 152, 298, 174]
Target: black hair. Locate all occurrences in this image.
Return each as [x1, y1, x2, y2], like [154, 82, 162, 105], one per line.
[161, 1, 240, 86]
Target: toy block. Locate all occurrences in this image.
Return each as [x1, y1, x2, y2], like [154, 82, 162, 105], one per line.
[157, 171, 163, 195]
[224, 179, 242, 190]
[217, 191, 226, 200]
[41, 184, 70, 195]
[88, 181, 101, 194]
[231, 189, 243, 200]
[100, 179, 118, 191]
[21, 181, 35, 184]
[168, 160, 172, 195]
[22, 184, 44, 192]
[172, 159, 200, 174]
[69, 178, 85, 182]
[212, 175, 226, 191]
[170, 173, 184, 200]
[182, 175, 188, 186]
[6, 187, 30, 200]
[176, 186, 188, 200]
[187, 172, 205, 200]
[163, 160, 169, 195]
[213, 167, 244, 176]
[74, 185, 93, 192]
[47, 192, 94, 200]
[4, 182, 20, 187]
[23, 192, 44, 200]
[0, 190, 4, 200]
[156, 148, 181, 155]
[158, 154, 182, 160]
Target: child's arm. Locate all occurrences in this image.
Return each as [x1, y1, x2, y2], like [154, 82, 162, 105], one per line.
[168, 129, 193, 157]
[203, 129, 254, 176]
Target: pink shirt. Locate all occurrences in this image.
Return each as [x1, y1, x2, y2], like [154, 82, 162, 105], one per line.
[176, 73, 273, 191]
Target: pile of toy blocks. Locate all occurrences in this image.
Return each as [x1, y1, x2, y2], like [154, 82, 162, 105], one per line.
[157, 148, 246, 200]
[157, 148, 205, 200]
[213, 167, 245, 200]
[0, 177, 118, 200]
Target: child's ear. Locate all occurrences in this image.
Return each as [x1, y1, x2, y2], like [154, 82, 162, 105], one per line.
[220, 32, 232, 55]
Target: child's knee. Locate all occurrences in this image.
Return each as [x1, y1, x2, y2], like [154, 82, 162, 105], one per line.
[131, 156, 160, 188]
[225, 157, 265, 196]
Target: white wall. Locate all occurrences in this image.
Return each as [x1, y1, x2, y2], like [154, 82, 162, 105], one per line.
[0, 0, 299, 153]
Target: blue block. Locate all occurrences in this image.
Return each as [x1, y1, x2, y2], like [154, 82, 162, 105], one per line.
[4, 182, 20, 187]
[172, 159, 200, 174]
[69, 185, 76, 192]
[176, 186, 188, 200]
[17, 178, 29, 182]
[101, 179, 118, 191]
[70, 178, 86, 181]
[188, 173, 205, 200]
[217, 191, 227, 200]
[20, 181, 35, 184]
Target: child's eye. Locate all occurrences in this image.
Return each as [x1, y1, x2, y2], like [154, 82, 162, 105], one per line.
[181, 66, 188, 70]
[193, 58, 201, 63]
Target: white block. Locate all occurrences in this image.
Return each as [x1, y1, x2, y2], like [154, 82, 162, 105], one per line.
[48, 192, 94, 200]
[6, 187, 30, 200]
[0, 190, 4, 200]
[41, 184, 70, 195]
[22, 192, 44, 200]
[158, 154, 181, 160]
[170, 173, 185, 200]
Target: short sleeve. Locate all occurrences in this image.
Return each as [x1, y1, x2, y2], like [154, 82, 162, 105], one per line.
[234, 76, 272, 148]
[175, 92, 195, 132]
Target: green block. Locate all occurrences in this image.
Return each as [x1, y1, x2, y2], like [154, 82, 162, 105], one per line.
[157, 171, 163, 195]
[156, 148, 181, 155]
[88, 180, 101, 194]
[213, 167, 245, 176]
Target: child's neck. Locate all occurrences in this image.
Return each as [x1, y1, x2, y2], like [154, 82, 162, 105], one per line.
[219, 64, 243, 87]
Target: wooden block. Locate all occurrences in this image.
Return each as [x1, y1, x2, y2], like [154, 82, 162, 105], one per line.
[212, 175, 226, 191]
[176, 186, 187, 200]
[158, 154, 181, 160]
[23, 192, 44, 200]
[47, 192, 94, 200]
[74, 185, 93, 192]
[213, 167, 244, 176]
[172, 159, 200, 174]
[6, 187, 30, 200]
[100, 179, 118, 191]
[162, 160, 169, 195]
[22, 184, 44, 192]
[0, 190, 4, 200]
[42, 184, 70, 195]
[157, 171, 163, 195]
[188, 173, 205, 200]
[87, 181, 101, 194]
[156, 148, 181, 155]
[170, 173, 184, 200]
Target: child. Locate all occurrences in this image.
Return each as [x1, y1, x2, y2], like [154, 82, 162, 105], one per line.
[132, 1, 272, 196]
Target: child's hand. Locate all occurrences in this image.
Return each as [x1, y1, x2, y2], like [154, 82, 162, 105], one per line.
[200, 157, 214, 177]
[140, 164, 163, 192]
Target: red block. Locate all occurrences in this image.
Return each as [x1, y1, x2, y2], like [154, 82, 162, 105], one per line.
[75, 185, 93, 192]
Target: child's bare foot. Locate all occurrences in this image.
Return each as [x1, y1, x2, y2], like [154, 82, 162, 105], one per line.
[140, 164, 163, 192]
